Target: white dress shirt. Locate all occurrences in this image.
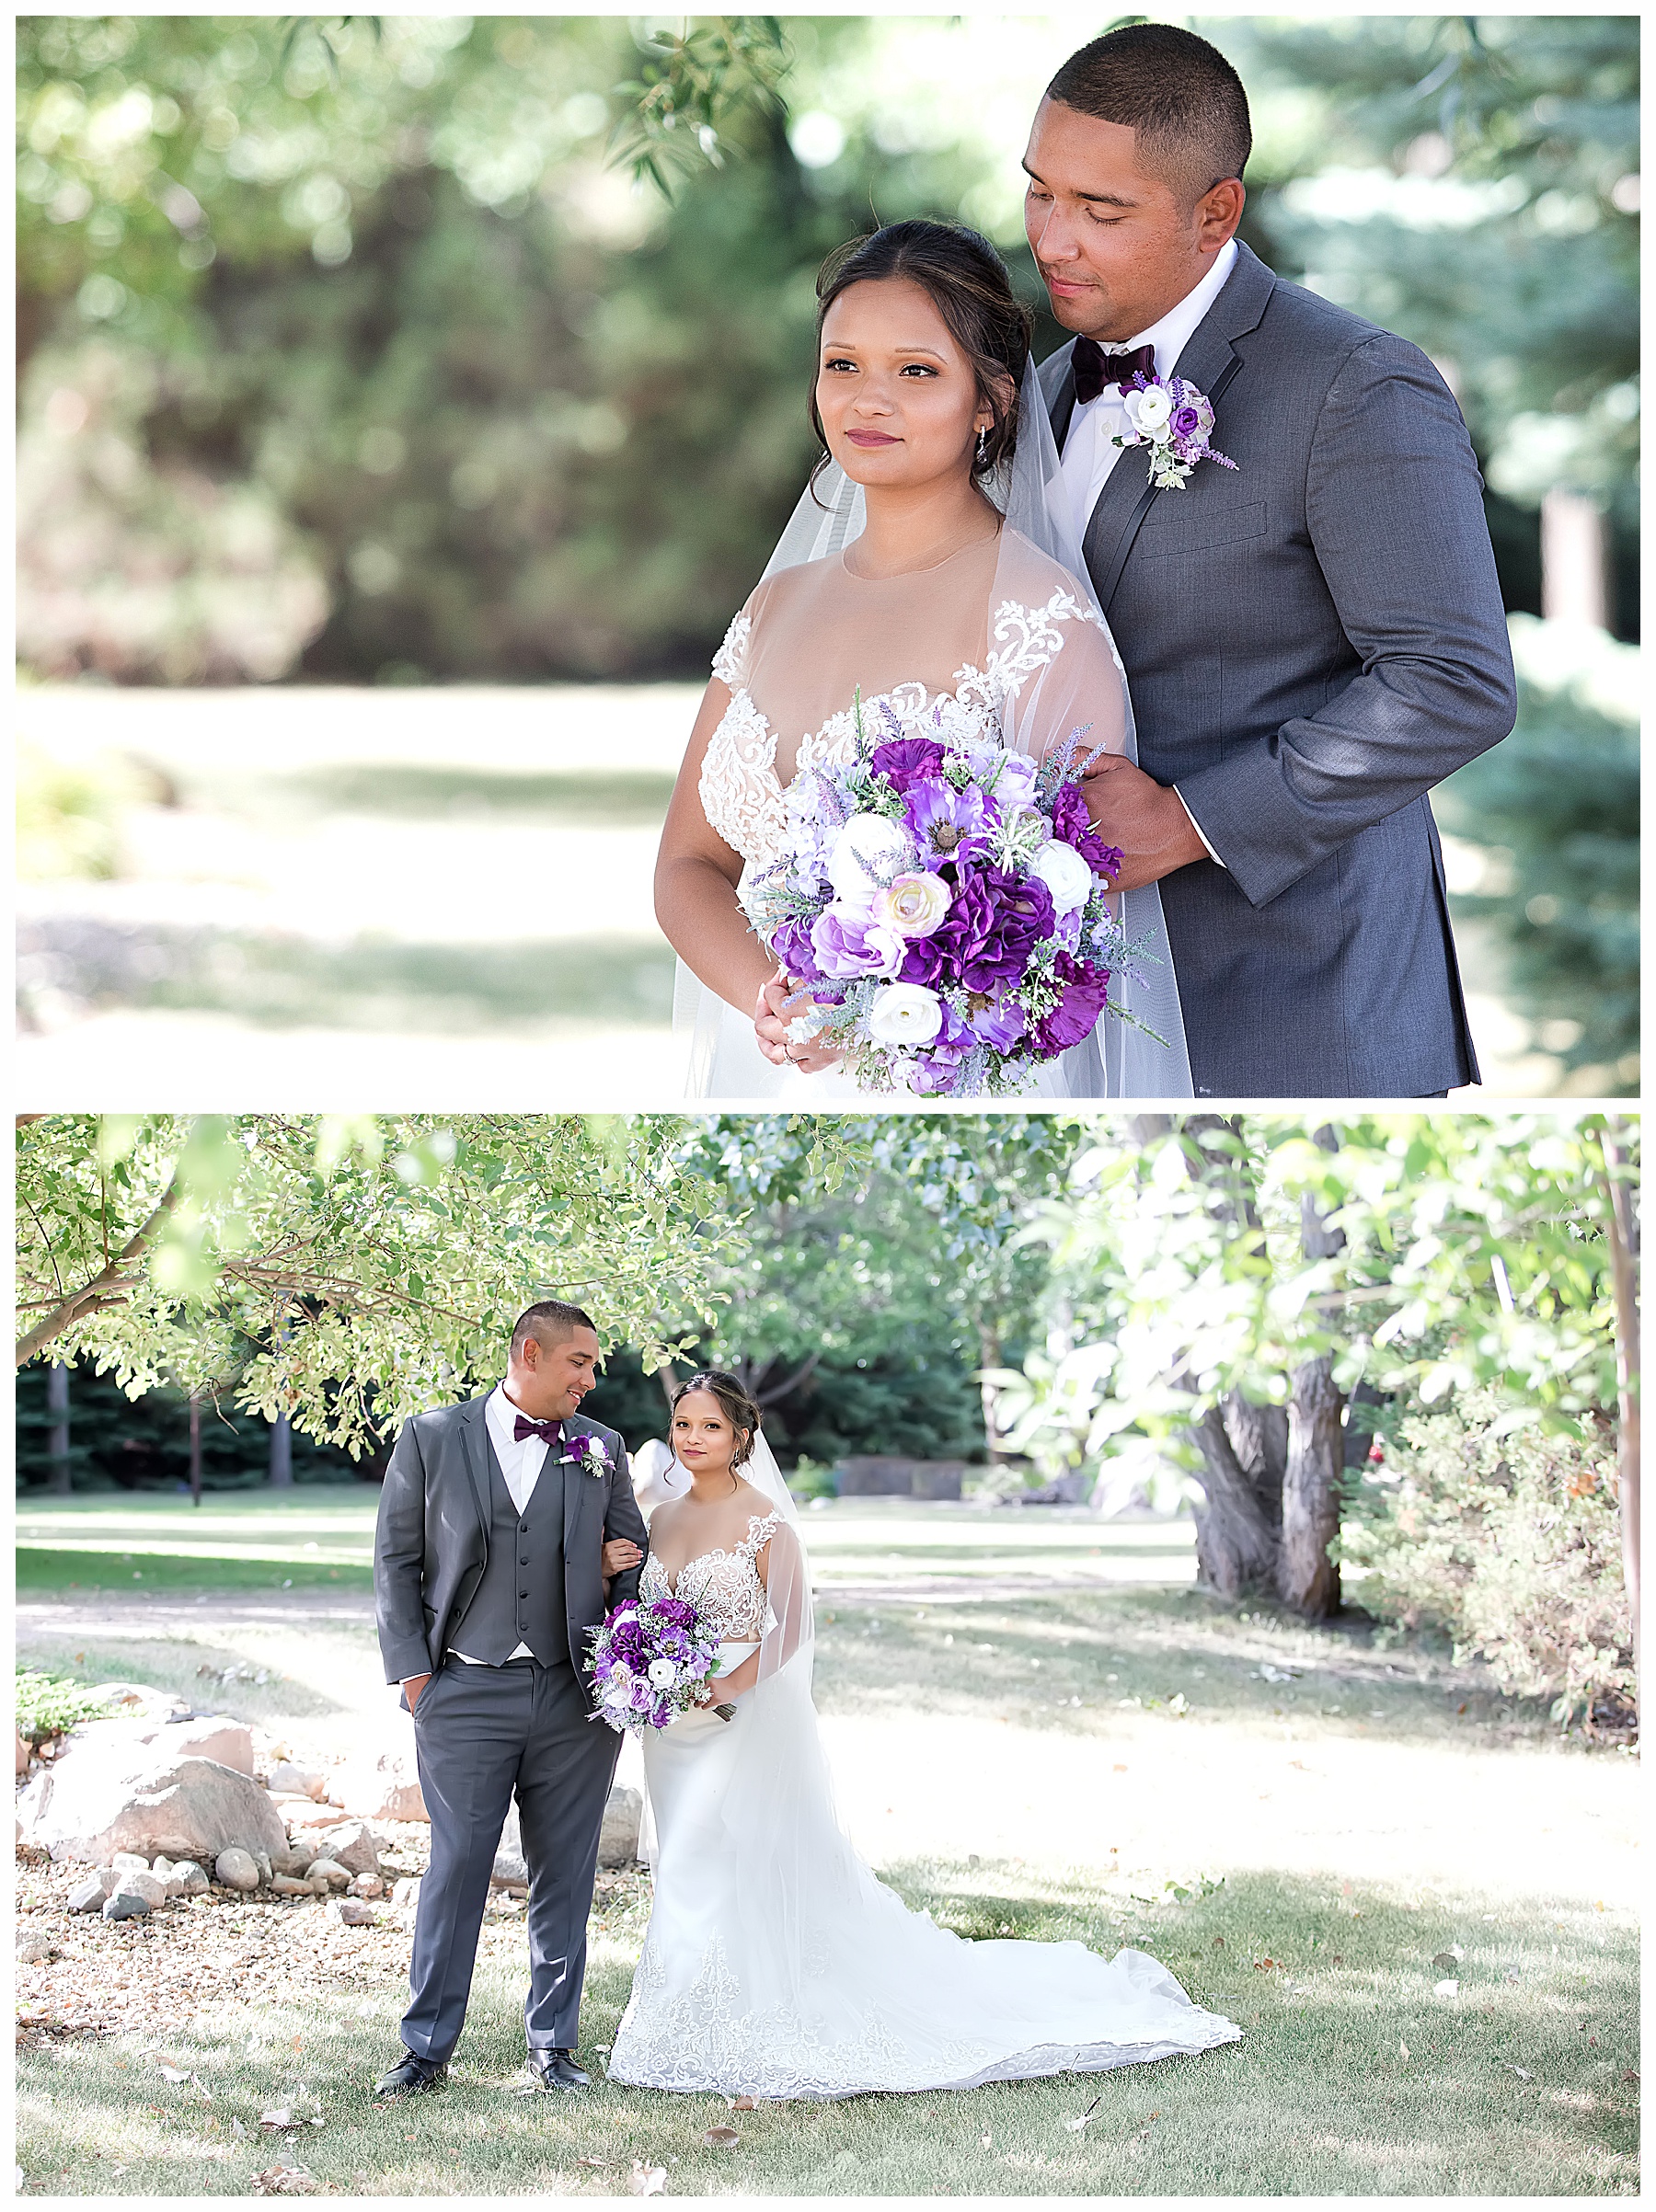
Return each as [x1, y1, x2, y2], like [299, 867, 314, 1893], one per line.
[446, 1383, 558, 1667]
[1057, 238, 1238, 868]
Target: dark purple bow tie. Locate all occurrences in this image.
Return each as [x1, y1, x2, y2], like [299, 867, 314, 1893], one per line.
[1072, 338, 1157, 407]
[513, 1414, 560, 1446]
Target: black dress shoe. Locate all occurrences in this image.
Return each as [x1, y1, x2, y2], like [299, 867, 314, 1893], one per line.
[527, 2047, 591, 2091]
[374, 2051, 448, 2098]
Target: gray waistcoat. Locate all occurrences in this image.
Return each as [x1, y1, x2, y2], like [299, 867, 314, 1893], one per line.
[450, 1442, 569, 1668]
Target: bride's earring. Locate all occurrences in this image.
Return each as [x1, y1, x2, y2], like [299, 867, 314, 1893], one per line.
[975, 425, 989, 468]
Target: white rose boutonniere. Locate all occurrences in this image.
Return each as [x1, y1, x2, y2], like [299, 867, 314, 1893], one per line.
[572, 1430, 609, 1479]
[1113, 372, 1237, 492]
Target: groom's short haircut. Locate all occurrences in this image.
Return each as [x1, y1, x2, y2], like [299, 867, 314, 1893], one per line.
[511, 1300, 598, 1357]
[1047, 25, 1251, 204]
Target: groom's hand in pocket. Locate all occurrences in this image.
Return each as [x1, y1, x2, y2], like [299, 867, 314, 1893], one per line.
[1080, 755, 1209, 890]
[403, 1672, 431, 1713]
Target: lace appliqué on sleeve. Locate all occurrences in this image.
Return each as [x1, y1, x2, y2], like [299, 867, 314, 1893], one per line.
[711, 609, 752, 690]
[699, 692, 787, 865]
[954, 589, 1114, 716]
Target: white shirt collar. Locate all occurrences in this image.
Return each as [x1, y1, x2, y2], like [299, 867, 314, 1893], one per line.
[1086, 235, 1239, 394]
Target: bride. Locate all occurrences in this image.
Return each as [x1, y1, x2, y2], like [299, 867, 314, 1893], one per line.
[654, 219, 1191, 1100]
[605, 1372, 1240, 2099]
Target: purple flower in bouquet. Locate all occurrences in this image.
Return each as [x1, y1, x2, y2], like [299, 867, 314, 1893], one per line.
[655, 1597, 697, 1631]
[903, 857, 1054, 994]
[1032, 953, 1113, 1055]
[904, 778, 997, 865]
[967, 992, 1029, 1053]
[909, 1003, 980, 1095]
[1050, 782, 1123, 879]
[811, 902, 904, 980]
[768, 913, 825, 985]
[869, 737, 947, 792]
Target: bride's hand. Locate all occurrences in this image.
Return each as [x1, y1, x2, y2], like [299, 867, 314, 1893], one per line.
[753, 971, 845, 1074]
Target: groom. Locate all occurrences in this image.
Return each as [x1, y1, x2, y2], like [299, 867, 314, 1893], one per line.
[1029, 25, 1517, 1096]
[371, 1301, 647, 2097]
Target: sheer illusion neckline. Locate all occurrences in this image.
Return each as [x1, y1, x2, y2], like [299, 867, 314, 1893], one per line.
[838, 524, 1000, 585]
[652, 1511, 778, 1594]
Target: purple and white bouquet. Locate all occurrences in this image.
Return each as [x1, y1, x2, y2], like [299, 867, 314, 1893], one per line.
[741, 696, 1159, 1096]
[585, 1594, 724, 1736]
[1112, 372, 1237, 492]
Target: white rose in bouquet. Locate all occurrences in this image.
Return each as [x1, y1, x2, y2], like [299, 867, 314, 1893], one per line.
[867, 981, 944, 1045]
[827, 813, 918, 899]
[1030, 838, 1094, 914]
[647, 1658, 677, 1689]
[871, 870, 951, 938]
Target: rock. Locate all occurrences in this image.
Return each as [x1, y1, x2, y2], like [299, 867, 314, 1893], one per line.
[17, 1732, 30, 1777]
[88, 1683, 191, 1722]
[267, 1762, 330, 1802]
[63, 1713, 254, 1781]
[330, 1898, 376, 1926]
[334, 1751, 427, 1825]
[215, 1848, 261, 1892]
[270, 1843, 314, 1877]
[310, 1821, 382, 1878]
[349, 1874, 385, 1900]
[305, 1859, 351, 1892]
[17, 1929, 55, 1963]
[390, 1877, 422, 1910]
[153, 1856, 177, 1882]
[599, 1783, 643, 1869]
[168, 1862, 209, 1897]
[270, 1875, 313, 1897]
[253, 1851, 274, 1888]
[19, 1748, 290, 1868]
[103, 1878, 162, 1920]
[279, 1799, 347, 1830]
[111, 1851, 154, 1873]
[66, 1874, 111, 1914]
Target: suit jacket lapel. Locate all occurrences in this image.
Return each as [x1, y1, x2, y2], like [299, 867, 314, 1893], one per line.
[558, 1420, 582, 1565]
[455, 1396, 492, 1556]
[1057, 241, 1278, 614]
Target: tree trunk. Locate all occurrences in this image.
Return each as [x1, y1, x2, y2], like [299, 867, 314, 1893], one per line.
[189, 1393, 203, 1509]
[1282, 1356, 1343, 1618]
[46, 1361, 71, 1496]
[1272, 1126, 1349, 1617]
[269, 1412, 293, 1487]
[1601, 1117, 1639, 1679]
[1187, 1399, 1279, 1596]
[1223, 1393, 1287, 1526]
[978, 1321, 1005, 1461]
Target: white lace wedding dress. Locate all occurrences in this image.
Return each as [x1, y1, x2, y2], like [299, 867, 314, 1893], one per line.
[606, 1453, 1241, 2100]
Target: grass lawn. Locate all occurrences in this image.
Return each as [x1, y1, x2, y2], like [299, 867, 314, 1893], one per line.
[15, 1498, 1640, 2195]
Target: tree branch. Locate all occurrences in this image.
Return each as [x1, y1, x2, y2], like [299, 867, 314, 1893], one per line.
[15, 1176, 183, 1367]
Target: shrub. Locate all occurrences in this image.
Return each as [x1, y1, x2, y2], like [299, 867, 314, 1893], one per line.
[1339, 1388, 1634, 1729]
[15, 1667, 118, 1747]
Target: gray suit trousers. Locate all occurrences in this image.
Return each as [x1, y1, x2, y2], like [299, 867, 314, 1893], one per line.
[402, 1658, 621, 2062]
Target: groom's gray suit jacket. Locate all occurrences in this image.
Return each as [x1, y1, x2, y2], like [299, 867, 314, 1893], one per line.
[1043, 240, 1517, 1097]
[374, 1395, 647, 1690]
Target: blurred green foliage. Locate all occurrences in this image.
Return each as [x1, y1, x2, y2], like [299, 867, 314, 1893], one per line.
[1437, 628, 1639, 1087]
[17, 14, 1637, 685]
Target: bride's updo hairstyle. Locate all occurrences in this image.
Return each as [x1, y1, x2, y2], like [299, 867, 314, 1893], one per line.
[810, 219, 1034, 487]
[670, 1369, 762, 1471]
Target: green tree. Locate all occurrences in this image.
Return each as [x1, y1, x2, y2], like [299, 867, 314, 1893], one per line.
[15, 1113, 746, 1453]
[1009, 1112, 1637, 1621]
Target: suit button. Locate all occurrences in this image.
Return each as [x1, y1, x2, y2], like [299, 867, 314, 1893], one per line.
[520, 1555, 529, 1565]
[519, 1591, 529, 1599]
[520, 1521, 529, 1532]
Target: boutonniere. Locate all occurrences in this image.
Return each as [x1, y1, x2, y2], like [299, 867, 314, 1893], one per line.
[1112, 372, 1237, 491]
[569, 1431, 609, 1479]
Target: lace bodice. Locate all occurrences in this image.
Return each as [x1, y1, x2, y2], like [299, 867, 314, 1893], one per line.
[640, 1511, 780, 1642]
[701, 584, 1110, 868]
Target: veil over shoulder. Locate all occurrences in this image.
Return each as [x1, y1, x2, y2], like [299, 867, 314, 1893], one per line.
[675, 360, 1192, 1100]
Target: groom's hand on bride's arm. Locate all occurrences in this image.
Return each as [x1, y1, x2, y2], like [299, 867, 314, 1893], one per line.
[1080, 755, 1211, 891]
[602, 1538, 644, 1580]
